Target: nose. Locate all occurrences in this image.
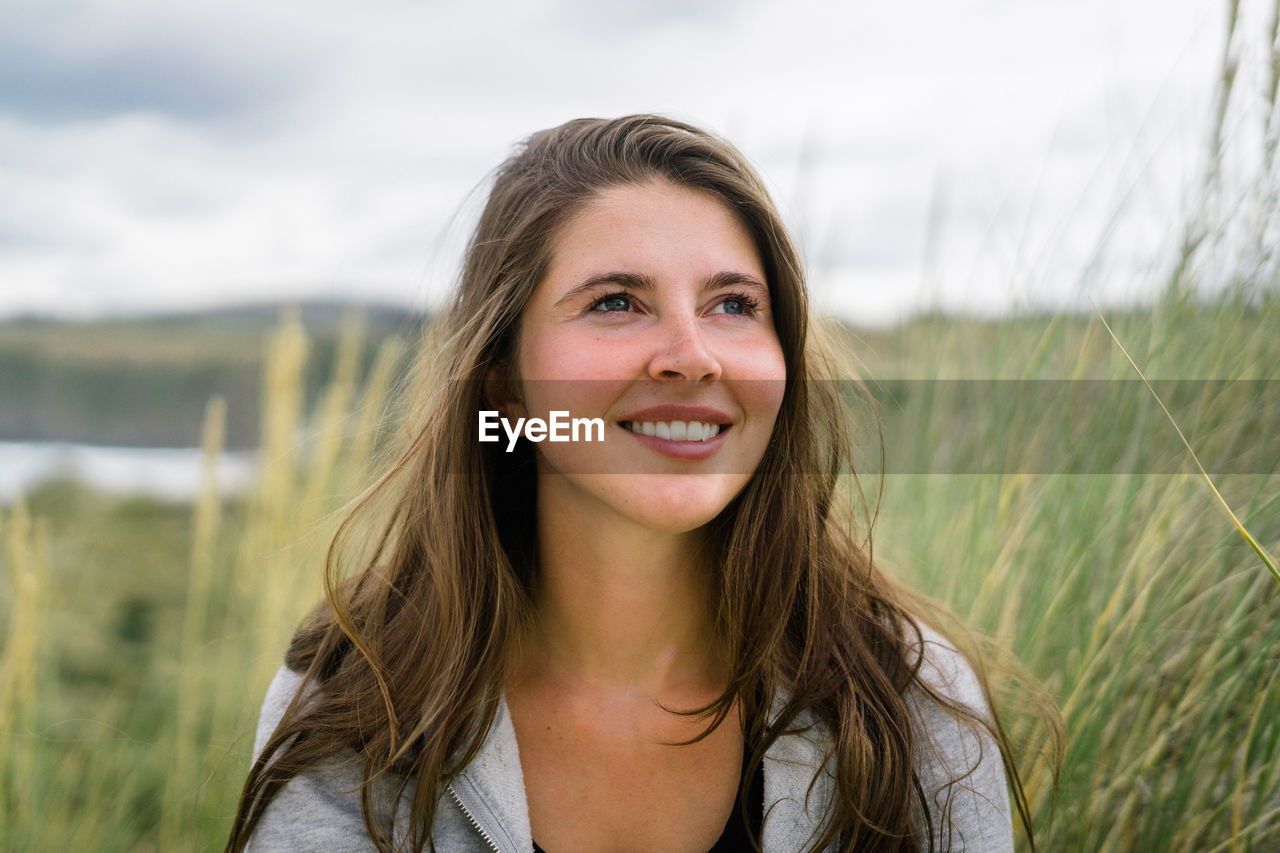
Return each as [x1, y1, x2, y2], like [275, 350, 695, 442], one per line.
[647, 313, 722, 382]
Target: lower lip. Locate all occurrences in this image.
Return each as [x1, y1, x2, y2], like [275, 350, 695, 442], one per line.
[619, 424, 730, 460]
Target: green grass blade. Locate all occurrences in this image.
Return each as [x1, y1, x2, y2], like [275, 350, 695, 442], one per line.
[1092, 304, 1280, 585]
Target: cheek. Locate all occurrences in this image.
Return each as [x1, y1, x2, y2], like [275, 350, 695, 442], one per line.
[515, 338, 627, 424]
[519, 381, 619, 428]
[726, 325, 787, 380]
[763, 383, 787, 425]
[515, 327, 637, 421]
[736, 342, 787, 423]
[518, 327, 629, 382]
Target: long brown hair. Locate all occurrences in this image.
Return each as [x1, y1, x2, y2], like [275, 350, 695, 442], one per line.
[227, 114, 1057, 852]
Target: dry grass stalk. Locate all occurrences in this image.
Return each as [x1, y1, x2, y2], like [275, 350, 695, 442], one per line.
[298, 309, 366, 519]
[0, 501, 46, 845]
[161, 395, 227, 848]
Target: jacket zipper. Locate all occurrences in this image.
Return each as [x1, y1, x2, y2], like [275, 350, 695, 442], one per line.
[446, 783, 501, 852]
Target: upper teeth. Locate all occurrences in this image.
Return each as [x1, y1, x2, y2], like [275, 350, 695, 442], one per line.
[623, 421, 722, 441]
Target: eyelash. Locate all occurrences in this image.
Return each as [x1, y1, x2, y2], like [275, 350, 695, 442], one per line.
[588, 290, 762, 317]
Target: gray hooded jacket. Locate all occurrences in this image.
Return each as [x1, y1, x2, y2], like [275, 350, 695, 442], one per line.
[245, 628, 1013, 852]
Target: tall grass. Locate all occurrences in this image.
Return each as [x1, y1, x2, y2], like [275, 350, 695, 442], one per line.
[0, 499, 47, 850]
[2, 293, 1275, 850]
[859, 290, 1280, 851]
[0, 310, 409, 850]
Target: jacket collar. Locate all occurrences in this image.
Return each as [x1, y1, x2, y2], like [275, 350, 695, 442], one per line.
[761, 707, 835, 852]
[448, 697, 533, 852]
[449, 694, 834, 853]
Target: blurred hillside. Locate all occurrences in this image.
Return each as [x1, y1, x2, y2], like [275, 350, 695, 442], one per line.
[0, 302, 425, 448]
[5, 297, 1275, 454]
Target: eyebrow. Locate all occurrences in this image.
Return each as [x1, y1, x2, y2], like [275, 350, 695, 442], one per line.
[553, 270, 770, 308]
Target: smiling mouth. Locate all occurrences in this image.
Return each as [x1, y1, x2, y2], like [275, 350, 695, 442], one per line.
[619, 420, 729, 442]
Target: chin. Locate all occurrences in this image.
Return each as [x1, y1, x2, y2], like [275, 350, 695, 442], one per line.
[628, 505, 725, 535]
[537, 467, 752, 538]
[614, 475, 746, 534]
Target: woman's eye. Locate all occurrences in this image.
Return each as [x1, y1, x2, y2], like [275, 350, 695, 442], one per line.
[591, 293, 632, 312]
[711, 292, 760, 316]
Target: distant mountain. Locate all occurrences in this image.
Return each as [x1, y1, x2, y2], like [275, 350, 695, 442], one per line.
[0, 299, 426, 334]
[134, 299, 425, 333]
[0, 300, 426, 448]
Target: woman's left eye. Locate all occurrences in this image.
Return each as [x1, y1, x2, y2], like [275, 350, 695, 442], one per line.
[710, 292, 761, 316]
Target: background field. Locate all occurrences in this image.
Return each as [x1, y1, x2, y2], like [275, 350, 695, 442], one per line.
[1, 289, 1277, 851]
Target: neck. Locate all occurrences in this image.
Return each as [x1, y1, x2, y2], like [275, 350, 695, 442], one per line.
[520, 479, 724, 694]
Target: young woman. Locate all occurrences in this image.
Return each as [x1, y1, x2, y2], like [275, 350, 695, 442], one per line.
[227, 115, 1044, 852]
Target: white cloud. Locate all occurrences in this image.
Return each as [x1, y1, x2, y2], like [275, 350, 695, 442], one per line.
[0, 0, 1246, 323]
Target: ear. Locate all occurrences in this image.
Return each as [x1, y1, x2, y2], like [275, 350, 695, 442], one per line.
[483, 362, 526, 419]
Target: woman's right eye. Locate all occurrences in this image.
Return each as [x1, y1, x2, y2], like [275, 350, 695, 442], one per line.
[590, 293, 632, 312]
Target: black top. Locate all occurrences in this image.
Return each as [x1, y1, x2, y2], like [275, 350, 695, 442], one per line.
[531, 746, 764, 852]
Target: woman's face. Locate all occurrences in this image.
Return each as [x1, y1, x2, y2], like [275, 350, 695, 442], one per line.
[501, 179, 787, 535]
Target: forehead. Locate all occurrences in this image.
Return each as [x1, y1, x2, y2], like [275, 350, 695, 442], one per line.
[541, 180, 765, 286]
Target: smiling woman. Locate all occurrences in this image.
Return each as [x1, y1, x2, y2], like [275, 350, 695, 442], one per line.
[226, 115, 1054, 852]
[498, 180, 785, 536]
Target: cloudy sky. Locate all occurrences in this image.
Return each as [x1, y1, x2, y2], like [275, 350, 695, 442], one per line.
[0, 0, 1252, 325]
